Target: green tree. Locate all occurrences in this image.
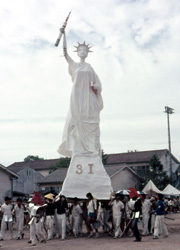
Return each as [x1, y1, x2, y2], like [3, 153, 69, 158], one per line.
[24, 155, 44, 162]
[49, 157, 71, 173]
[149, 155, 163, 171]
[140, 155, 170, 190]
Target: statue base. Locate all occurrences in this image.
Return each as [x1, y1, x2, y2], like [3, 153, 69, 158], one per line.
[61, 154, 113, 200]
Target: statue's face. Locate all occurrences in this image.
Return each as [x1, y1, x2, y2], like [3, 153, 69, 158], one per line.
[77, 46, 88, 59]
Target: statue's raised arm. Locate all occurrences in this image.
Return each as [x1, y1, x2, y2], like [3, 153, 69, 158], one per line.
[62, 32, 74, 64]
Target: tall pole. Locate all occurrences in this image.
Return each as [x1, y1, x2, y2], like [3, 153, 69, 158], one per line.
[164, 106, 174, 182]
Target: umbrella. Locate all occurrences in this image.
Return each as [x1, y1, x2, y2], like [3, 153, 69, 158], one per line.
[128, 188, 139, 199]
[137, 191, 147, 195]
[116, 190, 130, 195]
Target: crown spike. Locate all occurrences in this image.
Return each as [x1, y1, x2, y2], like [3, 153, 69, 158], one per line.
[73, 41, 93, 53]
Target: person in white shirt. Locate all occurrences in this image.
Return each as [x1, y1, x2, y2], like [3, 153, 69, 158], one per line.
[0, 197, 13, 241]
[142, 194, 152, 236]
[97, 202, 104, 230]
[14, 198, 26, 240]
[103, 202, 111, 233]
[28, 193, 46, 247]
[123, 196, 133, 236]
[79, 202, 89, 235]
[150, 197, 156, 234]
[72, 198, 83, 237]
[86, 193, 99, 238]
[109, 193, 124, 239]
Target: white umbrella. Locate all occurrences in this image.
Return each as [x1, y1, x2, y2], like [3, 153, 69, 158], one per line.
[116, 190, 130, 195]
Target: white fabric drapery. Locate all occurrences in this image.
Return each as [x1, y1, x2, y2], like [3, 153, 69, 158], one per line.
[58, 60, 103, 157]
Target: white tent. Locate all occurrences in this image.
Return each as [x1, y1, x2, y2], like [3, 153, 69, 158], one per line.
[163, 184, 180, 196]
[142, 180, 163, 194]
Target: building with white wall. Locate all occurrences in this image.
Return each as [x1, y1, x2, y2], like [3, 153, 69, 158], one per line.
[0, 163, 18, 204]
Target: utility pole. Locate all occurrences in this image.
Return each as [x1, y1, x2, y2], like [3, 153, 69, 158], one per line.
[164, 106, 174, 182]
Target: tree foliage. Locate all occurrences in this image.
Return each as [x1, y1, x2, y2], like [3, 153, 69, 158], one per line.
[140, 155, 170, 190]
[49, 157, 71, 173]
[149, 155, 163, 171]
[24, 155, 44, 162]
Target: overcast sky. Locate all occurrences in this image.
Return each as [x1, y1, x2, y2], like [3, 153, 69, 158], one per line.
[0, 0, 180, 166]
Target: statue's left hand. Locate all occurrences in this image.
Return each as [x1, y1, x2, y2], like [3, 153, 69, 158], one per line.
[91, 86, 97, 95]
[90, 81, 97, 95]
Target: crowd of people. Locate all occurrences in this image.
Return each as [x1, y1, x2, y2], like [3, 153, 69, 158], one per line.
[0, 190, 179, 247]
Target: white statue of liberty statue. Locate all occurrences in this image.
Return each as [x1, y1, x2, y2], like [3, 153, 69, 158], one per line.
[57, 28, 112, 199]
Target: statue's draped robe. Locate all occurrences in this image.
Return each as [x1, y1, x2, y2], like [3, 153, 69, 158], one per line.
[58, 59, 103, 157]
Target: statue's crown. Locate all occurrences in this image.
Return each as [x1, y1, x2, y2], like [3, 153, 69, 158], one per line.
[74, 41, 93, 52]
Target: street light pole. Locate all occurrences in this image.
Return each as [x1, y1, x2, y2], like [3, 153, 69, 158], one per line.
[164, 106, 174, 181]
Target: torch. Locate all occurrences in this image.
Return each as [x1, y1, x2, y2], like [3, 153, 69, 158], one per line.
[55, 11, 71, 47]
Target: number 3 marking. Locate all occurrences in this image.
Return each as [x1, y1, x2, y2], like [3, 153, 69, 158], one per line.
[76, 164, 83, 174]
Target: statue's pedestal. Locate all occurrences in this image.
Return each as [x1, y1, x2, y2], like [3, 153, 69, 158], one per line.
[61, 155, 113, 199]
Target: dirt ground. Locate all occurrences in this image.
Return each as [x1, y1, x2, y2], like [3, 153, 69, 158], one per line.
[1, 213, 180, 250]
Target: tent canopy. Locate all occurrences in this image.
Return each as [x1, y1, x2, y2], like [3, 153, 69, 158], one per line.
[142, 180, 163, 194]
[143, 181, 180, 196]
[163, 184, 180, 195]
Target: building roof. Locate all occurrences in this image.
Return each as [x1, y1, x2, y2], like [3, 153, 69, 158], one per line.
[37, 168, 68, 184]
[37, 164, 141, 185]
[7, 159, 60, 174]
[105, 164, 141, 179]
[7, 149, 180, 175]
[106, 149, 179, 165]
[105, 165, 125, 177]
[0, 163, 19, 178]
[17, 165, 44, 177]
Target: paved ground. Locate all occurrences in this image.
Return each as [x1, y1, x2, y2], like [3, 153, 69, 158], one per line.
[1, 213, 180, 250]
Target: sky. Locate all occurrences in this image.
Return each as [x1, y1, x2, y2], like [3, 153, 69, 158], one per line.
[0, 0, 180, 166]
